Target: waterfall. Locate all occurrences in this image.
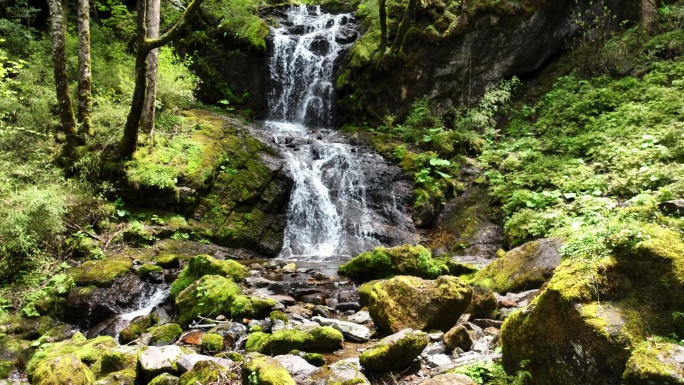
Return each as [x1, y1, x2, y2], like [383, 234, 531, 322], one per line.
[264, 5, 417, 261]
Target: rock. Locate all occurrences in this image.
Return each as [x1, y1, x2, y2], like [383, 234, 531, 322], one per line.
[273, 354, 319, 382]
[418, 373, 477, 385]
[230, 295, 277, 319]
[138, 345, 185, 381]
[242, 353, 296, 385]
[335, 26, 358, 44]
[501, 225, 684, 385]
[442, 325, 472, 352]
[245, 327, 343, 355]
[348, 311, 372, 324]
[312, 316, 372, 342]
[359, 329, 429, 372]
[169, 254, 248, 297]
[471, 237, 563, 293]
[301, 293, 326, 306]
[472, 319, 503, 329]
[118, 315, 153, 344]
[178, 360, 229, 385]
[335, 302, 361, 312]
[32, 354, 95, 385]
[312, 305, 332, 318]
[0, 335, 31, 379]
[176, 354, 234, 373]
[68, 255, 133, 288]
[357, 280, 382, 307]
[200, 334, 224, 353]
[149, 324, 182, 346]
[26, 334, 116, 380]
[469, 291, 498, 319]
[208, 322, 248, 347]
[267, 295, 296, 306]
[90, 346, 139, 380]
[339, 245, 449, 282]
[281, 263, 297, 274]
[368, 276, 472, 333]
[425, 354, 452, 368]
[326, 359, 370, 385]
[413, 197, 441, 228]
[175, 275, 242, 327]
[623, 340, 684, 384]
[148, 373, 179, 385]
[659, 199, 684, 216]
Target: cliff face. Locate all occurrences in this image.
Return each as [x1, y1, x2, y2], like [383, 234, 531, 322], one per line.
[337, 0, 643, 124]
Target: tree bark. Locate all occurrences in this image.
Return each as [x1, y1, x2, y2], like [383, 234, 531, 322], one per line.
[141, 0, 160, 137]
[390, 0, 418, 53]
[119, 0, 204, 159]
[47, 0, 78, 143]
[77, 0, 94, 136]
[379, 0, 387, 56]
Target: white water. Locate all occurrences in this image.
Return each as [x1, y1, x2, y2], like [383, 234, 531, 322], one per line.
[112, 286, 168, 339]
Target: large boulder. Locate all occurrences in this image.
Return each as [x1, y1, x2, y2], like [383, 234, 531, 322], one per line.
[138, 345, 185, 381]
[368, 275, 472, 333]
[338, 245, 448, 282]
[0, 335, 31, 379]
[169, 254, 248, 297]
[470, 237, 563, 293]
[272, 355, 319, 382]
[359, 329, 429, 372]
[325, 359, 370, 384]
[245, 327, 344, 355]
[68, 255, 133, 287]
[175, 275, 242, 327]
[501, 225, 684, 385]
[178, 360, 232, 385]
[27, 334, 116, 380]
[32, 354, 95, 385]
[241, 353, 296, 385]
[623, 340, 684, 384]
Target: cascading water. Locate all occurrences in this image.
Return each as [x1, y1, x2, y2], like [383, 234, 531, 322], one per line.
[264, 5, 417, 261]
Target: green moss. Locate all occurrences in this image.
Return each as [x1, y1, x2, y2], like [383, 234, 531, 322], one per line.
[359, 330, 429, 372]
[136, 264, 163, 275]
[623, 339, 684, 384]
[269, 310, 288, 324]
[245, 327, 344, 355]
[245, 331, 270, 352]
[216, 351, 244, 362]
[149, 373, 180, 385]
[156, 254, 180, 268]
[201, 333, 224, 353]
[118, 315, 153, 344]
[178, 360, 231, 385]
[242, 353, 296, 385]
[230, 295, 276, 319]
[26, 334, 117, 379]
[90, 348, 138, 380]
[170, 254, 247, 297]
[68, 255, 133, 287]
[175, 275, 242, 327]
[339, 244, 448, 282]
[32, 354, 95, 385]
[358, 280, 382, 306]
[149, 324, 183, 346]
[0, 359, 15, 378]
[303, 353, 325, 367]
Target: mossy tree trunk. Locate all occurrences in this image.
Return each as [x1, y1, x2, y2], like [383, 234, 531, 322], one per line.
[379, 0, 388, 56]
[119, 0, 204, 159]
[47, 0, 79, 150]
[77, 0, 93, 136]
[641, 0, 656, 30]
[141, 0, 160, 138]
[390, 0, 418, 53]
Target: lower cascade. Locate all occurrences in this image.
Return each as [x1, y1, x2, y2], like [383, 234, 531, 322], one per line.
[264, 5, 417, 261]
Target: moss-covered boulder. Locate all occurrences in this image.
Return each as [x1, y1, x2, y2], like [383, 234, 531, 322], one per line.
[90, 347, 139, 379]
[169, 254, 247, 297]
[33, 354, 95, 385]
[156, 254, 180, 269]
[242, 352, 296, 385]
[357, 279, 382, 306]
[149, 323, 183, 346]
[27, 334, 117, 380]
[68, 255, 133, 287]
[0, 334, 31, 378]
[442, 325, 472, 351]
[501, 225, 684, 385]
[623, 339, 684, 384]
[118, 315, 153, 344]
[359, 329, 429, 372]
[0, 315, 55, 339]
[245, 327, 344, 355]
[368, 275, 472, 333]
[230, 295, 277, 319]
[339, 245, 449, 282]
[178, 360, 233, 385]
[138, 345, 185, 381]
[149, 373, 179, 385]
[470, 237, 563, 293]
[93, 368, 136, 385]
[201, 333, 224, 353]
[175, 275, 242, 327]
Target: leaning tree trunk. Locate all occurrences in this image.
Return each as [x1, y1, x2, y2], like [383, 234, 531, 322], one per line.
[378, 0, 388, 56]
[390, 0, 418, 53]
[77, 0, 93, 136]
[47, 0, 80, 156]
[119, 0, 204, 159]
[141, 0, 160, 137]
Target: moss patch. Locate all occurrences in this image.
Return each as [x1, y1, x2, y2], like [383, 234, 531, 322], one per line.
[230, 295, 276, 320]
[201, 333, 224, 353]
[149, 324, 183, 346]
[359, 329, 429, 372]
[32, 354, 95, 385]
[175, 275, 242, 327]
[178, 360, 231, 385]
[339, 245, 449, 282]
[118, 315, 153, 344]
[27, 334, 117, 379]
[242, 352, 296, 385]
[170, 254, 248, 297]
[245, 327, 344, 355]
[68, 255, 133, 287]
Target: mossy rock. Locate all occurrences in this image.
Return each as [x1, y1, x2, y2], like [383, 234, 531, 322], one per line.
[33, 354, 95, 385]
[68, 255, 133, 287]
[216, 351, 244, 362]
[231, 295, 277, 319]
[269, 310, 288, 324]
[502, 225, 684, 385]
[623, 339, 684, 384]
[303, 352, 325, 367]
[245, 327, 344, 355]
[118, 315, 153, 344]
[175, 275, 242, 327]
[0, 315, 55, 338]
[470, 237, 563, 293]
[169, 254, 248, 297]
[339, 245, 449, 283]
[359, 329, 429, 372]
[149, 373, 180, 385]
[357, 280, 382, 307]
[178, 360, 233, 385]
[94, 368, 136, 385]
[156, 254, 180, 269]
[0, 333, 32, 375]
[0, 359, 15, 379]
[368, 275, 472, 333]
[201, 333, 224, 353]
[242, 352, 296, 385]
[90, 347, 139, 379]
[27, 334, 117, 380]
[149, 324, 183, 346]
[442, 325, 472, 351]
[136, 264, 163, 275]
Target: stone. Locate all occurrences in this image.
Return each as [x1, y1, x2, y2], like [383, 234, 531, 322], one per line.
[312, 305, 332, 318]
[312, 316, 372, 342]
[178, 360, 229, 385]
[425, 354, 452, 368]
[241, 353, 296, 385]
[138, 345, 185, 381]
[281, 263, 297, 274]
[149, 324, 183, 346]
[326, 359, 370, 385]
[659, 199, 684, 216]
[273, 354, 319, 382]
[359, 329, 429, 372]
[469, 291, 498, 319]
[347, 310, 372, 324]
[32, 354, 95, 385]
[418, 373, 477, 385]
[176, 354, 234, 373]
[442, 325, 472, 352]
[368, 275, 472, 333]
[208, 322, 248, 347]
[471, 237, 563, 293]
[148, 373, 179, 385]
[68, 255, 133, 288]
[26, 334, 116, 380]
[623, 340, 684, 384]
[339, 245, 449, 282]
[169, 254, 248, 298]
[174, 275, 242, 327]
[301, 293, 326, 306]
[118, 315, 153, 344]
[245, 326, 343, 355]
[335, 302, 361, 312]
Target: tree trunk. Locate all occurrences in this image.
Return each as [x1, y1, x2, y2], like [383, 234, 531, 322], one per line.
[119, 0, 204, 159]
[379, 0, 387, 56]
[141, 0, 160, 137]
[77, 0, 94, 136]
[641, 0, 656, 30]
[47, 0, 78, 144]
[390, 0, 418, 53]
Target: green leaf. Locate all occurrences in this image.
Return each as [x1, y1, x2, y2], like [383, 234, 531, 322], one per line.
[429, 157, 451, 167]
